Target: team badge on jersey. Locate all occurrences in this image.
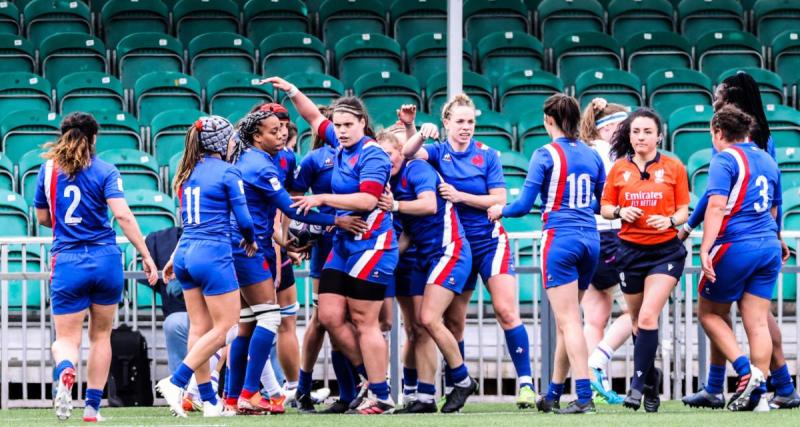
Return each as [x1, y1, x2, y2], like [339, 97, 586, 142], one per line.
[654, 169, 665, 183]
[623, 171, 631, 182]
[471, 154, 484, 166]
[443, 153, 452, 162]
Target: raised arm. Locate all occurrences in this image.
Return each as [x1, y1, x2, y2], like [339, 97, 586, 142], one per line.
[402, 123, 439, 160]
[265, 76, 326, 133]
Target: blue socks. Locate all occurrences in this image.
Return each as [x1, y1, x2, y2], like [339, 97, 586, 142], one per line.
[368, 381, 390, 401]
[198, 381, 217, 405]
[355, 364, 368, 380]
[504, 325, 533, 388]
[732, 356, 751, 377]
[84, 388, 102, 411]
[545, 382, 564, 401]
[575, 379, 592, 404]
[444, 340, 465, 389]
[417, 382, 436, 403]
[227, 335, 250, 399]
[298, 369, 313, 396]
[631, 327, 658, 392]
[403, 367, 418, 396]
[331, 351, 357, 403]
[54, 360, 74, 381]
[450, 364, 469, 384]
[243, 326, 277, 394]
[171, 363, 194, 389]
[705, 364, 726, 394]
[771, 364, 796, 397]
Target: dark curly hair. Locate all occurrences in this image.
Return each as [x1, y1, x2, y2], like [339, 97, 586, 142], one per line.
[711, 105, 754, 143]
[609, 108, 663, 160]
[230, 110, 276, 163]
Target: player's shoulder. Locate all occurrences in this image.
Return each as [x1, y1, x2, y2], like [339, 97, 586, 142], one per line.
[473, 140, 501, 157]
[361, 138, 389, 158]
[407, 158, 435, 175]
[659, 152, 686, 171]
[89, 156, 119, 174]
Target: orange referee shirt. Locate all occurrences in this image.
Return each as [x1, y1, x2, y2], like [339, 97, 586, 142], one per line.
[601, 152, 690, 245]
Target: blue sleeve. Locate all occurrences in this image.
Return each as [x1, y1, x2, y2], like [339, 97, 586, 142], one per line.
[272, 188, 335, 226]
[423, 143, 441, 169]
[767, 136, 776, 160]
[33, 163, 48, 209]
[291, 154, 315, 193]
[687, 192, 708, 229]
[231, 201, 255, 243]
[486, 149, 506, 189]
[774, 168, 783, 232]
[705, 153, 736, 198]
[224, 168, 255, 242]
[318, 119, 339, 148]
[502, 148, 549, 218]
[103, 166, 125, 199]
[283, 150, 297, 189]
[408, 162, 437, 195]
[360, 145, 390, 186]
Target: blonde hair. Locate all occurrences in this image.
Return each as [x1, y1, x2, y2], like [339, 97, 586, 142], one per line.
[376, 129, 401, 151]
[579, 98, 628, 142]
[172, 126, 202, 195]
[42, 112, 99, 178]
[441, 93, 476, 121]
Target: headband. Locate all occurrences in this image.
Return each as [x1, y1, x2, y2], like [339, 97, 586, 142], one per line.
[595, 111, 628, 129]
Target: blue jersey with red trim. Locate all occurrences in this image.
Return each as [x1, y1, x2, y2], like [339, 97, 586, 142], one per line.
[423, 139, 505, 238]
[274, 146, 296, 190]
[503, 138, 605, 230]
[232, 148, 286, 243]
[391, 159, 465, 249]
[34, 157, 124, 253]
[178, 156, 247, 242]
[291, 145, 337, 217]
[706, 142, 781, 244]
[318, 119, 395, 242]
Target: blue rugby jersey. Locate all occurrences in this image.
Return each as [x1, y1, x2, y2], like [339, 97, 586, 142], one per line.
[274, 146, 296, 190]
[291, 145, 337, 217]
[34, 157, 124, 253]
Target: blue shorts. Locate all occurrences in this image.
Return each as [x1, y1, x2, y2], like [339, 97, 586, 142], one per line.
[174, 239, 238, 296]
[309, 233, 334, 279]
[324, 232, 399, 286]
[232, 239, 272, 288]
[540, 227, 600, 290]
[464, 225, 516, 291]
[419, 238, 472, 295]
[699, 237, 781, 303]
[50, 245, 123, 315]
[592, 230, 621, 290]
[394, 247, 426, 297]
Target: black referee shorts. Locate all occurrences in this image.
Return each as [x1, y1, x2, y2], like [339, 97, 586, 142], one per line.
[614, 237, 687, 295]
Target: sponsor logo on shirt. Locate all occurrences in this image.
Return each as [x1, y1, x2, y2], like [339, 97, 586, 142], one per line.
[624, 191, 663, 207]
[443, 153, 452, 162]
[269, 177, 281, 191]
[324, 157, 333, 166]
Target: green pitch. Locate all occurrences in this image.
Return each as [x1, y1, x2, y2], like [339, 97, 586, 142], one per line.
[2, 401, 798, 426]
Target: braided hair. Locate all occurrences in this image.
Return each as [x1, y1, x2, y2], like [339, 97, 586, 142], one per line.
[230, 110, 276, 163]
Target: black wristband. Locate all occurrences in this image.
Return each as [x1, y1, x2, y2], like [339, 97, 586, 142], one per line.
[613, 206, 622, 219]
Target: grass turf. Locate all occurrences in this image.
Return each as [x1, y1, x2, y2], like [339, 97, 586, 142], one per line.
[2, 401, 798, 426]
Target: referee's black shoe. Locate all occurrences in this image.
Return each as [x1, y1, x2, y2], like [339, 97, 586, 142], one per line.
[395, 400, 437, 414]
[441, 378, 478, 413]
[643, 367, 662, 413]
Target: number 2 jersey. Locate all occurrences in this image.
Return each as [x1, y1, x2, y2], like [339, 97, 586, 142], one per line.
[705, 142, 781, 244]
[34, 157, 124, 253]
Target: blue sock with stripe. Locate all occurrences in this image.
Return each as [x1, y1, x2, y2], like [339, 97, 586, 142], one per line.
[198, 381, 217, 405]
[332, 351, 357, 404]
[732, 356, 751, 377]
[368, 381, 390, 401]
[504, 324, 532, 388]
[171, 363, 193, 389]
[227, 335, 250, 398]
[54, 360, 74, 381]
[84, 388, 102, 411]
[705, 364, 726, 394]
[403, 367, 418, 395]
[242, 326, 276, 394]
[545, 382, 564, 401]
[575, 379, 592, 404]
[771, 364, 795, 397]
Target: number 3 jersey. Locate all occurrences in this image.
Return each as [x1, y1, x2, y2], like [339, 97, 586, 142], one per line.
[34, 157, 125, 253]
[706, 142, 781, 244]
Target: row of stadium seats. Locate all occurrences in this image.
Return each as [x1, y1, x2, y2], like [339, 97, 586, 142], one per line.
[4, 0, 799, 50]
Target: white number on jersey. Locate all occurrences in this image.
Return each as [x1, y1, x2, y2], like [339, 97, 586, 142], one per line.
[566, 173, 592, 208]
[184, 186, 201, 224]
[753, 175, 769, 213]
[64, 185, 82, 224]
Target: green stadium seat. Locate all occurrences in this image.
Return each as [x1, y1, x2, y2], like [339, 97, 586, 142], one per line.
[97, 149, 161, 192]
[718, 67, 785, 106]
[498, 69, 564, 124]
[426, 71, 493, 119]
[687, 148, 712, 195]
[0, 152, 12, 191]
[39, 33, 109, 86]
[260, 32, 327, 78]
[17, 149, 45, 206]
[4, 245, 44, 310]
[0, 189, 29, 236]
[677, 0, 744, 42]
[777, 146, 800, 190]
[608, 0, 674, 43]
[537, 0, 604, 47]
[0, 34, 35, 74]
[1, 110, 59, 164]
[188, 32, 256, 85]
[116, 189, 177, 235]
[517, 114, 550, 158]
[624, 31, 693, 81]
[294, 119, 312, 155]
[391, 0, 447, 48]
[243, 0, 310, 46]
[319, 0, 387, 49]
[134, 72, 202, 124]
[782, 186, 800, 232]
[0, 72, 52, 125]
[764, 103, 800, 148]
[334, 33, 402, 88]
[0, 1, 20, 35]
[752, 0, 800, 44]
[406, 32, 473, 88]
[172, 0, 240, 46]
[91, 111, 142, 152]
[668, 104, 713, 163]
[100, 0, 169, 48]
[476, 31, 544, 83]
[574, 68, 643, 108]
[150, 109, 204, 167]
[167, 151, 182, 188]
[24, 0, 91, 46]
[501, 150, 529, 177]
[472, 110, 514, 152]
[695, 31, 764, 82]
[56, 72, 124, 114]
[353, 71, 422, 126]
[646, 68, 713, 122]
[552, 32, 622, 86]
[771, 31, 800, 90]
[464, 0, 530, 47]
[505, 174, 527, 204]
[279, 72, 344, 121]
[206, 72, 273, 118]
[116, 33, 185, 89]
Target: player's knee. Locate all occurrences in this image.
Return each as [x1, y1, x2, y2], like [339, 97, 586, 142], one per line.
[495, 304, 520, 328]
[637, 312, 659, 330]
[318, 308, 343, 331]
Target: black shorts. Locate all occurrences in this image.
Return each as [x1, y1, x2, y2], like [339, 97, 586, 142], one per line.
[319, 269, 386, 301]
[614, 237, 687, 295]
[277, 248, 296, 292]
[592, 230, 621, 290]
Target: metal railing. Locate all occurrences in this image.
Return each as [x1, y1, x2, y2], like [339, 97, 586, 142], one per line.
[1, 232, 799, 408]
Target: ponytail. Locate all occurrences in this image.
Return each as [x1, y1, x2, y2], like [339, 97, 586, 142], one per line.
[172, 126, 202, 195]
[42, 112, 99, 178]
